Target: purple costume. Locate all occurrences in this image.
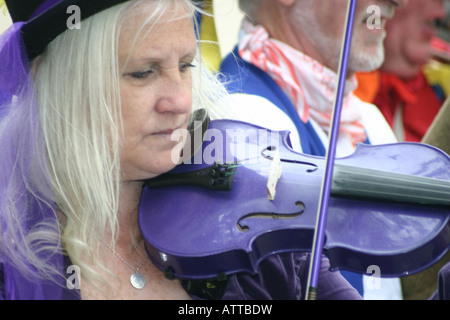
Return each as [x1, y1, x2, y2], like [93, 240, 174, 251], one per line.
[0, 250, 363, 300]
[2, 248, 449, 299]
[0, 0, 448, 301]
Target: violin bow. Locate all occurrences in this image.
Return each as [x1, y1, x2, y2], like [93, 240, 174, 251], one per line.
[305, 0, 357, 300]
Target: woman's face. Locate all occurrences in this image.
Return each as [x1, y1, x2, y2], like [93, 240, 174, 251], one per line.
[118, 4, 196, 181]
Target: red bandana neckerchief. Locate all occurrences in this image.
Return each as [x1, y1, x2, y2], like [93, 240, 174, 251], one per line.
[238, 20, 367, 146]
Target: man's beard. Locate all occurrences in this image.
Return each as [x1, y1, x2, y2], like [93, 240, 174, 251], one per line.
[349, 30, 386, 73]
[291, 2, 386, 75]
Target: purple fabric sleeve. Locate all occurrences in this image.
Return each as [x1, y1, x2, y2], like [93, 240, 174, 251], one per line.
[429, 262, 450, 300]
[1, 252, 361, 300]
[220, 253, 362, 300]
[437, 262, 450, 300]
[3, 253, 450, 300]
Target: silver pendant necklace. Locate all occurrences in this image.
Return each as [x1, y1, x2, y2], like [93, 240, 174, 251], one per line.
[104, 242, 147, 289]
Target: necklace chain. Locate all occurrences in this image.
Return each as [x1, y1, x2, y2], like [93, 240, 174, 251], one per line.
[103, 242, 147, 289]
[104, 242, 146, 272]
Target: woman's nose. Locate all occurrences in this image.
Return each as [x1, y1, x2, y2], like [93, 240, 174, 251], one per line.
[155, 71, 192, 114]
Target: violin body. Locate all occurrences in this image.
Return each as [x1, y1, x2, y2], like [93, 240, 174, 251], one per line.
[139, 119, 450, 280]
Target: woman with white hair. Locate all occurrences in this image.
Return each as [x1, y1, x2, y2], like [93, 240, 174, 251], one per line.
[0, 0, 364, 300]
[1, 0, 448, 301]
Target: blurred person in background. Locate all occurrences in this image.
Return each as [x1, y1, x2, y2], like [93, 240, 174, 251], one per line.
[355, 0, 448, 142]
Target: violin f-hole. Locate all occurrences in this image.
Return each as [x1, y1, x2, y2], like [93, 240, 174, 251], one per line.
[237, 201, 306, 232]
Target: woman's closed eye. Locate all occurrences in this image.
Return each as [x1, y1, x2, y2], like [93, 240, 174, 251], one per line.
[129, 69, 154, 79]
[126, 62, 196, 80]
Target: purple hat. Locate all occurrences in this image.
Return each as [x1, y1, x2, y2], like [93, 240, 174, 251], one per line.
[0, 1, 133, 298]
[5, 0, 130, 60]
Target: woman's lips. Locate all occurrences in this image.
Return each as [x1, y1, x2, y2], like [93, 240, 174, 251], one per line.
[154, 128, 176, 135]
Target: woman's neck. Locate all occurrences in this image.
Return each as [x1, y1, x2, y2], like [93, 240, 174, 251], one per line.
[114, 180, 145, 246]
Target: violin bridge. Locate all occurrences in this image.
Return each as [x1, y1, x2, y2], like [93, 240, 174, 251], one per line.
[267, 151, 282, 201]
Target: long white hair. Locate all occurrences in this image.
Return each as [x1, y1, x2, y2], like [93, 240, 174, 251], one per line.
[0, 0, 227, 293]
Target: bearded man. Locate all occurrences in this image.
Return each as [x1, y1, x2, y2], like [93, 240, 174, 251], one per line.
[218, 0, 409, 300]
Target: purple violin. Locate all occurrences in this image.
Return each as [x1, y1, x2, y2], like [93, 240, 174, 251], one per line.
[138, 0, 449, 299]
[138, 117, 450, 281]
